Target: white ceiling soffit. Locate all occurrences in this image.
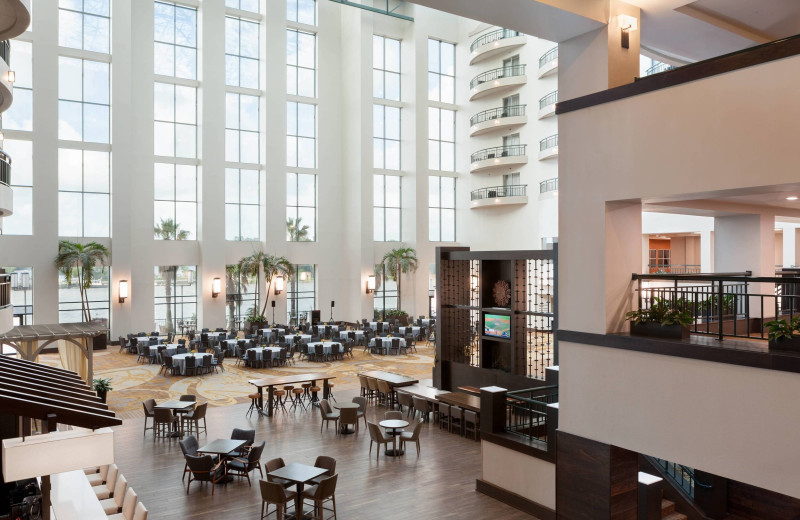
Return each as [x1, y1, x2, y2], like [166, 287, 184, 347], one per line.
[405, 0, 606, 42]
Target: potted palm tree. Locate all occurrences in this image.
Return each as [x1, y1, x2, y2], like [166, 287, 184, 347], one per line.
[154, 219, 189, 334]
[379, 246, 419, 317]
[239, 250, 294, 327]
[54, 241, 110, 324]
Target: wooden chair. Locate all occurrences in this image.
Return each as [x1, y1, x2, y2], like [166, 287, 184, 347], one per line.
[185, 454, 226, 495]
[142, 399, 156, 436]
[412, 396, 432, 422]
[384, 410, 403, 421]
[265, 458, 293, 489]
[310, 455, 337, 485]
[400, 421, 423, 456]
[319, 399, 340, 432]
[259, 479, 297, 520]
[301, 474, 338, 520]
[367, 422, 393, 461]
[153, 408, 176, 441]
[464, 409, 479, 440]
[227, 441, 265, 487]
[397, 392, 414, 417]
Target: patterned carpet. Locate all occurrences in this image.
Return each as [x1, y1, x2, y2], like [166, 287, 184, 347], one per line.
[40, 344, 435, 420]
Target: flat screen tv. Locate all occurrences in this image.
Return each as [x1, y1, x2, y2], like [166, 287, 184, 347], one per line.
[484, 313, 511, 339]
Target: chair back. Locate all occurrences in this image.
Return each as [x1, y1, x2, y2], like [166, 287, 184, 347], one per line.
[202, 355, 212, 368]
[384, 410, 402, 420]
[260, 480, 289, 504]
[185, 356, 196, 369]
[314, 455, 336, 477]
[265, 457, 286, 473]
[263, 350, 272, 364]
[112, 475, 127, 506]
[154, 408, 173, 423]
[397, 392, 412, 408]
[331, 343, 340, 356]
[316, 473, 338, 500]
[231, 427, 255, 446]
[352, 396, 367, 413]
[412, 396, 431, 413]
[185, 454, 215, 480]
[340, 406, 358, 425]
[142, 399, 156, 417]
[366, 377, 378, 392]
[132, 502, 148, 520]
[179, 435, 199, 456]
[409, 420, 423, 440]
[314, 344, 323, 356]
[392, 338, 400, 349]
[377, 379, 391, 395]
[120, 487, 137, 519]
[367, 422, 382, 442]
[319, 399, 332, 415]
[247, 350, 257, 363]
[193, 402, 207, 420]
[180, 394, 196, 402]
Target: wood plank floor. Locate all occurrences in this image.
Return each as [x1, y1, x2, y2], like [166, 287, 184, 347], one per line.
[111, 387, 538, 519]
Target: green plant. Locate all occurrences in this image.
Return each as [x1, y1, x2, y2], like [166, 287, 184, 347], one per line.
[239, 250, 295, 317]
[54, 241, 110, 323]
[379, 246, 419, 312]
[765, 316, 800, 342]
[286, 217, 311, 242]
[626, 298, 692, 327]
[93, 377, 113, 393]
[154, 219, 189, 334]
[385, 309, 408, 318]
[245, 308, 268, 324]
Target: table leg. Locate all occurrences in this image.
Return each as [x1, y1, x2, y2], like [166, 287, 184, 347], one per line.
[310, 379, 319, 406]
[323, 379, 330, 400]
[257, 386, 264, 411]
[267, 386, 274, 416]
[295, 482, 304, 520]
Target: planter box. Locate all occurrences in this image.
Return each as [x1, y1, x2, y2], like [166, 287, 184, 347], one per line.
[630, 323, 690, 340]
[768, 336, 800, 352]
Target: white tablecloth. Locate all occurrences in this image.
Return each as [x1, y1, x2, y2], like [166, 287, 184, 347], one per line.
[369, 337, 406, 354]
[338, 330, 364, 338]
[307, 342, 340, 355]
[136, 336, 164, 345]
[316, 324, 339, 331]
[421, 319, 432, 326]
[398, 326, 421, 335]
[149, 345, 178, 356]
[287, 334, 312, 344]
[172, 353, 213, 375]
[369, 322, 390, 330]
[246, 347, 283, 361]
[259, 328, 285, 336]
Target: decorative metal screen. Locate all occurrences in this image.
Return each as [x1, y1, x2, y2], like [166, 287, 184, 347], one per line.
[520, 258, 555, 379]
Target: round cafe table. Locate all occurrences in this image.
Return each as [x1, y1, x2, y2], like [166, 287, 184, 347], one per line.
[333, 402, 360, 434]
[379, 419, 409, 456]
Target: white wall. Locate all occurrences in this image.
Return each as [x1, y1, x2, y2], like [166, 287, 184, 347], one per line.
[560, 341, 800, 499]
[482, 441, 556, 509]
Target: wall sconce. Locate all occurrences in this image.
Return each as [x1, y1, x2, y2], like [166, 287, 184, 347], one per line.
[366, 275, 376, 294]
[211, 277, 221, 298]
[118, 280, 129, 303]
[274, 276, 284, 295]
[471, 275, 479, 290]
[617, 14, 638, 49]
[7, 70, 15, 83]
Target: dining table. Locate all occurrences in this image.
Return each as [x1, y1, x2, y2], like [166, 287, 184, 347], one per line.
[288, 334, 312, 344]
[172, 353, 213, 375]
[379, 419, 409, 456]
[368, 321, 391, 331]
[149, 344, 179, 356]
[154, 400, 195, 437]
[246, 346, 283, 362]
[306, 341, 340, 356]
[436, 391, 481, 413]
[360, 370, 418, 408]
[368, 337, 406, 354]
[267, 463, 329, 520]
[259, 327, 285, 337]
[333, 402, 360, 434]
[249, 373, 335, 416]
[197, 438, 248, 481]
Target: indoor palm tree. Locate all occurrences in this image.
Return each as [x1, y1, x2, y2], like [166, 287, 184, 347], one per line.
[239, 250, 295, 319]
[154, 218, 189, 333]
[286, 216, 310, 242]
[54, 241, 110, 323]
[379, 246, 419, 312]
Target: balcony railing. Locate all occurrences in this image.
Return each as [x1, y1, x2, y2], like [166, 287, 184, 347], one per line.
[539, 90, 558, 110]
[471, 184, 527, 201]
[539, 134, 558, 152]
[539, 178, 558, 193]
[647, 264, 701, 274]
[539, 46, 558, 69]
[505, 386, 559, 450]
[0, 41, 9, 66]
[470, 28, 521, 52]
[0, 273, 10, 310]
[0, 150, 10, 186]
[650, 457, 712, 499]
[633, 271, 800, 341]
[645, 62, 674, 76]
[470, 105, 526, 126]
[470, 144, 527, 163]
[469, 65, 527, 89]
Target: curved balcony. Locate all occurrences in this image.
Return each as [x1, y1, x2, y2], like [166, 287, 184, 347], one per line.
[539, 178, 558, 199]
[538, 46, 558, 78]
[0, 0, 31, 41]
[0, 150, 11, 217]
[0, 273, 11, 334]
[645, 62, 674, 76]
[538, 134, 558, 160]
[469, 29, 526, 65]
[0, 41, 12, 113]
[470, 145, 528, 174]
[469, 105, 527, 137]
[470, 184, 528, 209]
[469, 65, 527, 101]
[538, 90, 557, 119]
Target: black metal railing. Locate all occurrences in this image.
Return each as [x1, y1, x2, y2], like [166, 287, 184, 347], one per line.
[0, 273, 10, 310]
[651, 457, 712, 499]
[539, 46, 558, 68]
[0, 150, 10, 187]
[646, 62, 674, 76]
[0, 41, 9, 66]
[539, 134, 558, 152]
[633, 271, 800, 341]
[505, 385, 558, 445]
[470, 28, 521, 52]
[648, 264, 701, 274]
[470, 65, 527, 89]
[471, 184, 527, 201]
[470, 144, 527, 163]
[539, 90, 558, 110]
[470, 105, 526, 126]
[539, 178, 558, 193]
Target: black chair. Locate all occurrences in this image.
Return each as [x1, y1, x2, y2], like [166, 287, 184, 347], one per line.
[184, 454, 225, 495]
[184, 356, 198, 376]
[230, 428, 255, 457]
[178, 435, 217, 481]
[227, 441, 265, 487]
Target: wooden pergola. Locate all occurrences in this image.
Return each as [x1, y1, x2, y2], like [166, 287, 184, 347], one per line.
[0, 323, 107, 384]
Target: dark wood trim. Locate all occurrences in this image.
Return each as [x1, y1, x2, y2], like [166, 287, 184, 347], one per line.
[476, 478, 556, 520]
[482, 430, 555, 463]
[556, 34, 800, 115]
[444, 249, 555, 261]
[558, 329, 800, 375]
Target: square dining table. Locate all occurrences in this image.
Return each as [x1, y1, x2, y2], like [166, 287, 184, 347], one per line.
[267, 463, 329, 520]
[197, 439, 248, 482]
[154, 400, 195, 437]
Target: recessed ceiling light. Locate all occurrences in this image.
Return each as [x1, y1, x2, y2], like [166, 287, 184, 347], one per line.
[787, 196, 798, 201]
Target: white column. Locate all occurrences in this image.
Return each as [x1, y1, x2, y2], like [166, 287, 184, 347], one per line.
[781, 223, 797, 267]
[700, 229, 713, 273]
[605, 200, 642, 333]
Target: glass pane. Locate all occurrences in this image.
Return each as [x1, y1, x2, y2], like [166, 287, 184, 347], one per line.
[154, 83, 175, 121]
[373, 35, 384, 69]
[240, 205, 259, 240]
[442, 208, 455, 241]
[440, 142, 455, 172]
[428, 177, 439, 207]
[297, 0, 315, 25]
[154, 122, 174, 156]
[297, 173, 315, 207]
[427, 73, 440, 102]
[373, 175, 384, 206]
[59, 192, 83, 237]
[225, 129, 239, 162]
[441, 109, 455, 141]
[175, 124, 196, 158]
[226, 92, 239, 128]
[385, 140, 400, 170]
[154, 2, 175, 43]
[59, 101, 83, 141]
[240, 132, 259, 163]
[240, 20, 259, 58]
[297, 104, 315, 137]
[59, 57, 82, 101]
[386, 176, 400, 207]
[441, 42, 455, 76]
[14, 42, 32, 89]
[297, 69, 315, 98]
[83, 14, 109, 53]
[298, 32, 315, 68]
[286, 172, 297, 206]
[58, 148, 83, 191]
[440, 75, 455, 104]
[83, 193, 109, 237]
[240, 58, 259, 89]
[373, 139, 383, 169]
[59, 10, 83, 49]
[153, 201, 174, 236]
[175, 165, 196, 202]
[297, 138, 315, 168]
[286, 136, 297, 167]
[83, 150, 109, 193]
[240, 95, 259, 131]
[429, 208, 440, 241]
[240, 169, 259, 204]
[83, 104, 110, 143]
[441, 177, 455, 208]
[385, 73, 400, 101]
[175, 47, 197, 80]
[286, 102, 297, 135]
[174, 6, 196, 47]
[372, 70, 384, 99]
[373, 105, 384, 138]
[428, 39, 439, 73]
[225, 17, 240, 55]
[428, 140, 439, 171]
[154, 42, 175, 76]
[225, 168, 239, 204]
[5, 89, 32, 131]
[3, 140, 32, 186]
[385, 107, 400, 140]
[226, 55, 239, 87]
[385, 39, 400, 72]
[373, 208, 384, 241]
[385, 208, 400, 241]
[3, 187, 32, 234]
[225, 204, 239, 240]
[175, 202, 197, 239]
[428, 108, 439, 140]
[298, 207, 315, 240]
[154, 163, 175, 200]
[83, 60, 109, 104]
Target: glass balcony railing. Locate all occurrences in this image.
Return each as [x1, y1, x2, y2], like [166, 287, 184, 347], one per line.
[470, 65, 527, 89]
[471, 144, 527, 164]
[470, 28, 522, 53]
[471, 184, 527, 201]
[470, 105, 526, 126]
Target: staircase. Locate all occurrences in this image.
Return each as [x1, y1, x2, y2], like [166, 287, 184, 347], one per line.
[661, 498, 688, 520]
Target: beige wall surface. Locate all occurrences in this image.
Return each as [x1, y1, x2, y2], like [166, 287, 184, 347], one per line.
[559, 340, 800, 499]
[482, 440, 556, 509]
